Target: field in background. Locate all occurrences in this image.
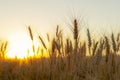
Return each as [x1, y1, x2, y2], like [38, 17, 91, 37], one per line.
[0, 19, 120, 80]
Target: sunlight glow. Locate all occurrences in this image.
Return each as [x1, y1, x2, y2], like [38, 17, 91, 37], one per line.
[6, 32, 49, 59]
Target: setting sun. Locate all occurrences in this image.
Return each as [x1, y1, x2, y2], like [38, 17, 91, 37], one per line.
[5, 27, 50, 59]
[6, 31, 42, 59]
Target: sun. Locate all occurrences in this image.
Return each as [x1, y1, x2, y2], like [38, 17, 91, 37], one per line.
[6, 32, 40, 59]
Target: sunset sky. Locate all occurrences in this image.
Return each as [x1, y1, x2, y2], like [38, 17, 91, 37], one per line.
[0, 0, 120, 40]
[0, 0, 120, 58]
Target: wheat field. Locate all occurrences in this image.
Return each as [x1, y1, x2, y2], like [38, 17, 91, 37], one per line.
[0, 19, 120, 80]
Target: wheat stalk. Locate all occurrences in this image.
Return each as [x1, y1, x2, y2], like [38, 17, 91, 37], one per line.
[105, 36, 110, 63]
[87, 28, 92, 55]
[46, 33, 50, 42]
[92, 41, 98, 56]
[111, 33, 116, 53]
[28, 26, 33, 41]
[74, 19, 78, 53]
[39, 36, 47, 50]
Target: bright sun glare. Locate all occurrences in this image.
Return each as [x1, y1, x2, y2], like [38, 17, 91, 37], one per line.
[6, 31, 47, 59]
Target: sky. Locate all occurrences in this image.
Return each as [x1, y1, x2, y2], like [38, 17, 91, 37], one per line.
[0, 0, 120, 41]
